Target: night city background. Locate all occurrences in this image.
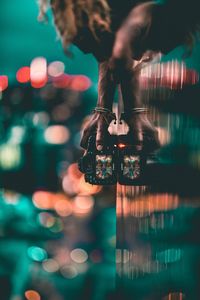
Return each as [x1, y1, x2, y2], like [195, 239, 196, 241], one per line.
[1, 1, 200, 300]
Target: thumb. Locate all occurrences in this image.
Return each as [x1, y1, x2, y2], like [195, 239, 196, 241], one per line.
[96, 120, 105, 151]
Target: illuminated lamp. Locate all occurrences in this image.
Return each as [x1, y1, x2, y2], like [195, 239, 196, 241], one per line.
[0, 75, 8, 92]
[16, 67, 30, 83]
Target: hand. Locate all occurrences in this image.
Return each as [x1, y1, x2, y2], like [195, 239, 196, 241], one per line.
[80, 112, 115, 150]
[123, 113, 160, 151]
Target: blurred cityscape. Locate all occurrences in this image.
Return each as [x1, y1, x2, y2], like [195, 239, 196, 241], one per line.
[1, 1, 200, 300]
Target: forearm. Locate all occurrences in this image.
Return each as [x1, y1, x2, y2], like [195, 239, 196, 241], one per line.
[120, 62, 142, 112]
[97, 61, 116, 110]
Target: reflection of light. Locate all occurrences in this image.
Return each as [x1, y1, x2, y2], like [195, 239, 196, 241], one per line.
[156, 248, 182, 264]
[73, 195, 94, 215]
[70, 248, 88, 264]
[163, 293, 185, 300]
[16, 67, 30, 83]
[27, 246, 47, 262]
[48, 61, 65, 77]
[25, 290, 41, 300]
[30, 57, 47, 88]
[116, 196, 129, 217]
[70, 75, 91, 91]
[130, 193, 179, 217]
[116, 249, 129, 264]
[42, 259, 59, 273]
[55, 199, 72, 217]
[0, 75, 8, 92]
[0, 144, 21, 170]
[156, 126, 170, 146]
[44, 125, 70, 144]
[60, 265, 78, 279]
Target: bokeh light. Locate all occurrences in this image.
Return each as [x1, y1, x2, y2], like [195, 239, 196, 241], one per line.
[30, 57, 47, 88]
[16, 66, 30, 83]
[33, 191, 53, 209]
[73, 195, 94, 215]
[70, 75, 91, 91]
[60, 265, 78, 279]
[48, 61, 65, 77]
[27, 246, 47, 262]
[44, 125, 70, 144]
[70, 248, 88, 264]
[25, 290, 41, 300]
[0, 144, 22, 170]
[38, 212, 56, 228]
[42, 259, 59, 273]
[52, 73, 71, 89]
[0, 75, 8, 92]
[55, 199, 73, 217]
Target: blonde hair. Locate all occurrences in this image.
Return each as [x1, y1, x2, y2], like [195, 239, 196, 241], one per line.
[38, 0, 111, 47]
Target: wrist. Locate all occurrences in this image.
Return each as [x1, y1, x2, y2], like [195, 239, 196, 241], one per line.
[121, 107, 148, 121]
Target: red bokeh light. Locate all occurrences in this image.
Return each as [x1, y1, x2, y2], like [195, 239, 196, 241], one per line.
[118, 143, 126, 149]
[52, 74, 71, 89]
[31, 76, 48, 89]
[16, 67, 30, 83]
[70, 75, 91, 91]
[0, 75, 8, 92]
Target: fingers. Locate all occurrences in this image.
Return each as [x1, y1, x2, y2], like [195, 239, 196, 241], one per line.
[96, 118, 107, 151]
[80, 125, 96, 149]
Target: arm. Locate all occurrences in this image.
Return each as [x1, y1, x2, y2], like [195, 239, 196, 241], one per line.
[80, 61, 116, 150]
[110, 2, 159, 149]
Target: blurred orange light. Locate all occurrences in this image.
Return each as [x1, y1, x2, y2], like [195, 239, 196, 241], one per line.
[33, 191, 53, 209]
[16, 67, 30, 83]
[0, 75, 8, 92]
[74, 195, 94, 215]
[55, 199, 72, 217]
[118, 143, 126, 149]
[44, 125, 70, 144]
[68, 163, 82, 179]
[78, 175, 102, 195]
[70, 75, 91, 91]
[25, 290, 41, 300]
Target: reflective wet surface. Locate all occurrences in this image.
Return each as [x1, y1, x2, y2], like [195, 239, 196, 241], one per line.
[116, 62, 200, 299]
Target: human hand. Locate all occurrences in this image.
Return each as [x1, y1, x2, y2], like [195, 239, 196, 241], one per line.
[80, 110, 116, 150]
[122, 113, 160, 151]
